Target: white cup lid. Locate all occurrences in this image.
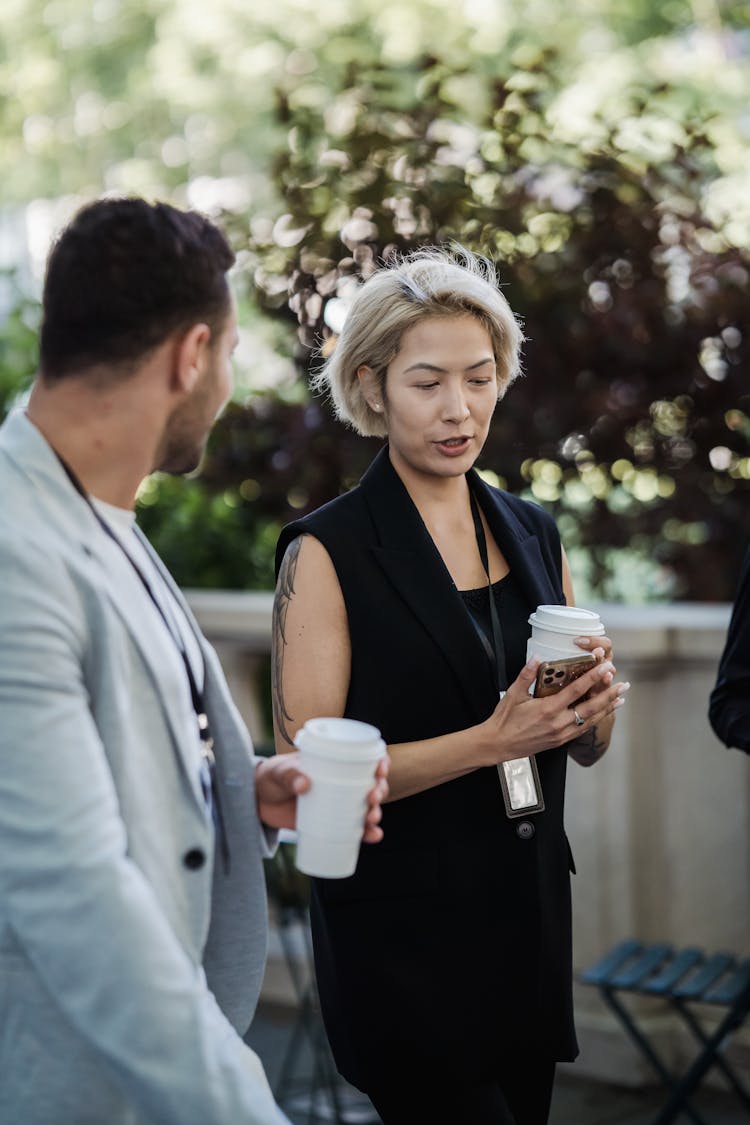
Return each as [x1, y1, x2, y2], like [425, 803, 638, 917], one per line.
[294, 717, 385, 761]
[528, 604, 604, 635]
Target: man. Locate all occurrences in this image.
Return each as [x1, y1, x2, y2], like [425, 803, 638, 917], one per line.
[0, 197, 387, 1124]
[709, 544, 750, 753]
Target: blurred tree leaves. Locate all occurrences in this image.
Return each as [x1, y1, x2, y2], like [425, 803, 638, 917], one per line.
[0, 274, 38, 416]
[239, 27, 750, 600]
[1, 0, 749, 597]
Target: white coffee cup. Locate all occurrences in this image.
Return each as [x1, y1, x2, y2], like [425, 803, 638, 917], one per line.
[526, 604, 605, 663]
[294, 717, 386, 879]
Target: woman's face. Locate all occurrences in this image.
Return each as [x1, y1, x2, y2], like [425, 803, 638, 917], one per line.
[378, 314, 498, 484]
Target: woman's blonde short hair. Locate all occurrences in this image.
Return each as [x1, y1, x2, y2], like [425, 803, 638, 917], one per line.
[313, 245, 525, 438]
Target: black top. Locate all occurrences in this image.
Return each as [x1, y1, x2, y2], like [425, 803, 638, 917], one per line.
[458, 572, 528, 692]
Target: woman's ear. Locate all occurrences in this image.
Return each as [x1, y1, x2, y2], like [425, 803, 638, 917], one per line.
[357, 365, 384, 413]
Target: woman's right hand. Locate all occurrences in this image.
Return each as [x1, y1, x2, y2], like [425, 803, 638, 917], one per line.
[479, 657, 626, 765]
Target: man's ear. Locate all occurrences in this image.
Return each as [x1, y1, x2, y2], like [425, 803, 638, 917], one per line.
[172, 323, 211, 393]
[357, 365, 383, 413]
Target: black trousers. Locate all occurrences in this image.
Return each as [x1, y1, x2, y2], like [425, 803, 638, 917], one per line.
[366, 1056, 556, 1125]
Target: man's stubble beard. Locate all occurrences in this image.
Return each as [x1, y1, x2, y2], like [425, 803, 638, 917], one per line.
[155, 371, 218, 476]
[157, 444, 205, 476]
[154, 409, 211, 476]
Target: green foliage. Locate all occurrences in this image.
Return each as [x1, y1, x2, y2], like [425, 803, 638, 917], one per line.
[134, 394, 379, 590]
[135, 463, 281, 590]
[0, 274, 38, 418]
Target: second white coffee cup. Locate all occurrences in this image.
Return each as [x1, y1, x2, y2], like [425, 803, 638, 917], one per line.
[526, 604, 605, 663]
[294, 717, 386, 879]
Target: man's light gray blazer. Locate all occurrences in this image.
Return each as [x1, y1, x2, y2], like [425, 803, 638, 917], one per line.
[0, 411, 288, 1124]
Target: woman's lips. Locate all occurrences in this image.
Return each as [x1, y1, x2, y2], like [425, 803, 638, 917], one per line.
[434, 436, 471, 456]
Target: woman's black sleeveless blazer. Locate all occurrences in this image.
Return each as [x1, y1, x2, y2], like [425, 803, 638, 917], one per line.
[275, 448, 579, 1091]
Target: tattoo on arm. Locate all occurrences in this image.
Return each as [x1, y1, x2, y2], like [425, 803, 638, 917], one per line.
[570, 724, 608, 767]
[272, 536, 305, 747]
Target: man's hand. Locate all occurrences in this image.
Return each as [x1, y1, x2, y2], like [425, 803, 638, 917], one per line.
[255, 752, 390, 841]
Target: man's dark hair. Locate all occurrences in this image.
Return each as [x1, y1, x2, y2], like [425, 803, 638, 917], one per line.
[39, 197, 236, 380]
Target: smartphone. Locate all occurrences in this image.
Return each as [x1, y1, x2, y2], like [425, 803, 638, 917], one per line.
[533, 653, 597, 699]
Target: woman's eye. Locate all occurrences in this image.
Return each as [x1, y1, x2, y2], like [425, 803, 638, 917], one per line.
[416, 382, 439, 390]
[470, 378, 493, 386]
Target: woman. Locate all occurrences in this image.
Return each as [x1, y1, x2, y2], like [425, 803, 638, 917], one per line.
[272, 248, 628, 1125]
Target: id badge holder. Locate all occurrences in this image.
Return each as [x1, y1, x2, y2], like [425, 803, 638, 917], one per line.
[495, 692, 545, 818]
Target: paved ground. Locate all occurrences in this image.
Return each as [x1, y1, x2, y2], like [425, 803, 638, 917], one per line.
[246, 1001, 747, 1124]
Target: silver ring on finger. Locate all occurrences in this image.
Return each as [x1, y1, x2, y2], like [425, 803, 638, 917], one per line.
[573, 709, 585, 727]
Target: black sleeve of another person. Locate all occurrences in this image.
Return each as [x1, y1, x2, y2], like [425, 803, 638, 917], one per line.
[709, 545, 750, 753]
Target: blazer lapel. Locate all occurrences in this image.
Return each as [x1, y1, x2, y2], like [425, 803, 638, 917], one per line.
[132, 529, 252, 774]
[361, 450, 498, 722]
[360, 450, 563, 723]
[84, 532, 208, 810]
[467, 468, 562, 611]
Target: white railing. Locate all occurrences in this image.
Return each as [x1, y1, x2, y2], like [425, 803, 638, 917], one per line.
[187, 592, 750, 1088]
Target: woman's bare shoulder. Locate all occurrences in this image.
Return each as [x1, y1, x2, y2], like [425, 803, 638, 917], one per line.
[276, 533, 346, 621]
[278, 531, 339, 583]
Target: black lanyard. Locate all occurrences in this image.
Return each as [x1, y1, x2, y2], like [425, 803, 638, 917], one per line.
[55, 454, 230, 872]
[468, 485, 546, 817]
[468, 486, 508, 694]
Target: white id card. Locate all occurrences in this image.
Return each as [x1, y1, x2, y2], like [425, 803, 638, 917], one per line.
[496, 692, 545, 817]
[497, 758, 545, 816]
